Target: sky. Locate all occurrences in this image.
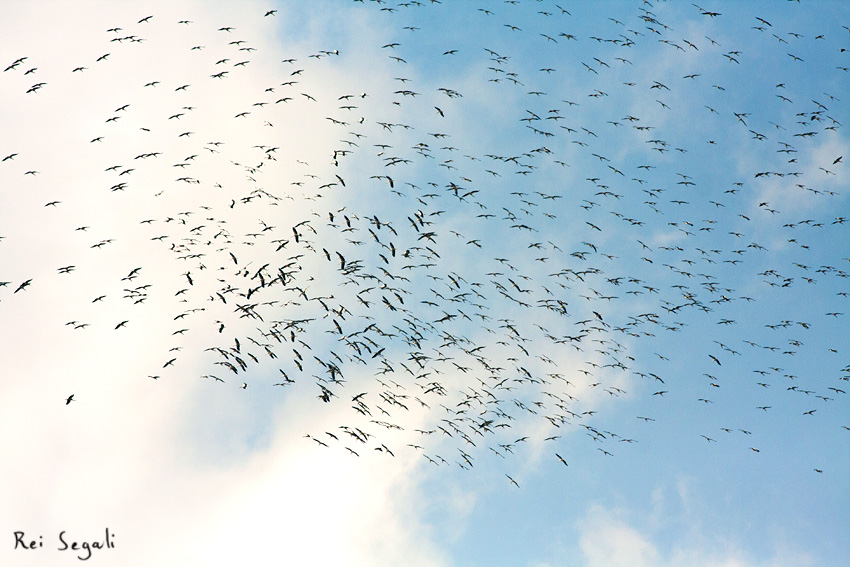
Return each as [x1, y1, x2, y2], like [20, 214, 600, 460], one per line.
[0, 1, 848, 566]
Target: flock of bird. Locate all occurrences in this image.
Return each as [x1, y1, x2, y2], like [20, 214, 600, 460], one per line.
[1, 1, 848, 482]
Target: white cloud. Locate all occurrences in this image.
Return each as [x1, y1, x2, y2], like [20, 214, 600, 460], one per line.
[579, 506, 660, 567]
[0, 350, 457, 566]
[575, 498, 817, 567]
[0, 3, 459, 566]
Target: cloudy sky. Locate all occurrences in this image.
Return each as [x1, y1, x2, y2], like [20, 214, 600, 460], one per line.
[1, 1, 848, 565]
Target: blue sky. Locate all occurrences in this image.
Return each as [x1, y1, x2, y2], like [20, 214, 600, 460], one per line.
[1, 1, 848, 565]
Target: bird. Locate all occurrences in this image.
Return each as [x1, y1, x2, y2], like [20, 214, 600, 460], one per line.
[1, 1, 847, 496]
